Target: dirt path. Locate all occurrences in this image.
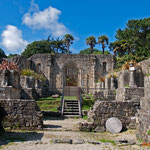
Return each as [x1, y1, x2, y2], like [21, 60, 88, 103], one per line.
[0, 117, 149, 150]
[43, 117, 83, 131]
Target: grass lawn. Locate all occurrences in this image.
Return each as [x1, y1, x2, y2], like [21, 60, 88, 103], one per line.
[36, 96, 61, 112]
[36, 96, 78, 112]
[36, 94, 95, 112]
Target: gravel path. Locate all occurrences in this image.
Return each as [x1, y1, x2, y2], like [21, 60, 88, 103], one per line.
[0, 117, 149, 150]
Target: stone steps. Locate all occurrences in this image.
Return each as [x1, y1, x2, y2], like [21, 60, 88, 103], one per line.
[63, 99, 80, 116]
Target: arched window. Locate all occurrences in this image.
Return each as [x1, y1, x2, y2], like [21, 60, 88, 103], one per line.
[37, 63, 41, 73]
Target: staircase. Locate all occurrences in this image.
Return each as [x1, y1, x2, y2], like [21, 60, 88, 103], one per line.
[61, 86, 82, 117]
[63, 99, 80, 116]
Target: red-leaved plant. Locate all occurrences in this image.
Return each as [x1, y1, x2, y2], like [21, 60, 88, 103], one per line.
[0, 60, 19, 71]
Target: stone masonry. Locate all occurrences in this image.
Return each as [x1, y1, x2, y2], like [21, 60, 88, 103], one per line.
[0, 68, 43, 130]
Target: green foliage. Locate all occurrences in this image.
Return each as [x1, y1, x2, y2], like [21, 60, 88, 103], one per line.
[145, 73, 150, 76]
[124, 84, 129, 87]
[0, 48, 7, 58]
[21, 69, 47, 81]
[22, 36, 68, 58]
[98, 139, 116, 145]
[98, 35, 109, 54]
[115, 54, 146, 69]
[36, 97, 61, 111]
[83, 115, 88, 120]
[82, 94, 95, 110]
[148, 130, 150, 135]
[7, 54, 19, 58]
[86, 36, 97, 52]
[115, 17, 150, 58]
[79, 48, 110, 54]
[22, 40, 54, 58]
[63, 34, 74, 54]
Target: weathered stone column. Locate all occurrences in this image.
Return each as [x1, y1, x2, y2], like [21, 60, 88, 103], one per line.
[129, 67, 137, 88]
[101, 81, 105, 89]
[91, 57, 96, 94]
[47, 55, 52, 90]
[111, 77, 115, 90]
[105, 78, 109, 89]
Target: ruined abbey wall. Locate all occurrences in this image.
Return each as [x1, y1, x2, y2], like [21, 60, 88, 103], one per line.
[28, 54, 114, 94]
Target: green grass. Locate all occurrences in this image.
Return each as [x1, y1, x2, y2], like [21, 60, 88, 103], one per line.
[36, 96, 61, 112]
[83, 115, 88, 120]
[64, 96, 78, 100]
[148, 130, 150, 135]
[145, 73, 150, 76]
[124, 84, 129, 87]
[82, 94, 95, 111]
[36, 96, 78, 112]
[38, 96, 61, 101]
[98, 139, 116, 146]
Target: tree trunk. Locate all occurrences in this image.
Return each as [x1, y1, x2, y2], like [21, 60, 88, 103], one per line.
[102, 45, 105, 54]
[67, 45, 69, 54]
[90, 45, 93, 54]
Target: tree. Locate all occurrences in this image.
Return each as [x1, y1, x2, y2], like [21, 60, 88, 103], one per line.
[0, 48, 7, 58]
[8, 54, 19, 58]
[63, 34, 74, 54]
[110, 40, 127, 57]
[115, 17, 150, 57]
[21, 40, 54, 58]
[86, 36, 97, 53]
[98, 35, 109, 54]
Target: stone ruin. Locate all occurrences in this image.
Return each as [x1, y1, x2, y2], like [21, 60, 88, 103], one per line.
[0, 61, 43, 130]
[0, 53, 149, 142]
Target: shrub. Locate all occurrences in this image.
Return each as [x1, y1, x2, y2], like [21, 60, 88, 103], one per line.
[21, 69, 47, 81]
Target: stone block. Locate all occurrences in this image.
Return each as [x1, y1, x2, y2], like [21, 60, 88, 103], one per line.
[0, 86, 20, 99]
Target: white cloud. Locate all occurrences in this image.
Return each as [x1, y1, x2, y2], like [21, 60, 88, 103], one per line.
[22, 1, 69, 37]
[1, 25, 28, 52]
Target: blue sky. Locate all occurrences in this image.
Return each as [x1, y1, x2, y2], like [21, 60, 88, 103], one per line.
[0, 0, 150, 55]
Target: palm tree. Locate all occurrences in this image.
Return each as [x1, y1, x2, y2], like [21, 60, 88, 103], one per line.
[64, 34, 74, 54]
[86, 36, 97, 53]
[98, 35, 109, 54]
[110, 41, 126, 57]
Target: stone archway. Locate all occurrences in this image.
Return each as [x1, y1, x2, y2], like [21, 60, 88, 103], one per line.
[63, 63, 79, 86]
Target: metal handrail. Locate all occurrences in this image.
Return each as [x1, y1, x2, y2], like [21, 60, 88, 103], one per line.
[60, 88, 64, 116]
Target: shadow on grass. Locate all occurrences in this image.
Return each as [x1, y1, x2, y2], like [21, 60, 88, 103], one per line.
[43, 116, 65, 121]
[0, 131, 43, 146]
[43, 124, 62, 129]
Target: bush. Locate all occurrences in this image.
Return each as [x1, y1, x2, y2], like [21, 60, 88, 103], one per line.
[115, 54, 146, 69]
[21, 69, 47, 81]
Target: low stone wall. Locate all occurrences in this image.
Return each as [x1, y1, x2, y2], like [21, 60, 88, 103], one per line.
[136, 97, 150, 142]
[0, 106, 7, 132]
[0, 87, 20, 99]
[79, 101, 140, 131]
[0, 99, 43, 129]
[94, 90, 116, 101]
[116, 88, 144, 102]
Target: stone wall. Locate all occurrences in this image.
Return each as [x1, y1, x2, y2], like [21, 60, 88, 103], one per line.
[79, 101, 140, 131]
[116, 88, 144, 102]
[94, 89, 116, 101]
[136, 97, 150, 142]
[0, 99, 43, 129]
[0, 105, 7, 132]
[117, 69, 144, 89]
[20, 76, 49, 98]
[7, 55, 30, 70]
[29, 54, 115, 94]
